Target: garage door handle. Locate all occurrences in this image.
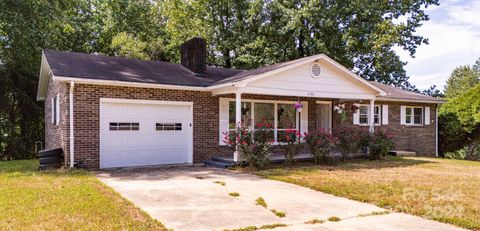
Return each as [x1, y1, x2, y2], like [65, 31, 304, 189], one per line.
[190, 123, 192, 127]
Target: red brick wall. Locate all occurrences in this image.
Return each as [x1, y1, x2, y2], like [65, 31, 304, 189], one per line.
[45, 82, 438, 169]
[44, 78, 69, 164]
[72, 84, 220, 169]
[328, 100, 437, 156]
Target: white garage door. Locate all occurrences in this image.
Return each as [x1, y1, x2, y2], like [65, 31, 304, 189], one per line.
[100, 99, 193, 168]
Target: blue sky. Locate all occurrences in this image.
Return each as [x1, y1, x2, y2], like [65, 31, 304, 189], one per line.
[394, 0, 480, 90]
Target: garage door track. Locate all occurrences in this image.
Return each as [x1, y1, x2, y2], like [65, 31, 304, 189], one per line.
[97, 167, 465, 231]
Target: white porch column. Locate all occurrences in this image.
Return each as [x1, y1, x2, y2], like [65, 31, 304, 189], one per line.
[234, 92, 242, 162]
[369, 99, 375, 133]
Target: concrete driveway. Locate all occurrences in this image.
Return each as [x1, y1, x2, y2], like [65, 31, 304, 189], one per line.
[97, 167, 465, 231]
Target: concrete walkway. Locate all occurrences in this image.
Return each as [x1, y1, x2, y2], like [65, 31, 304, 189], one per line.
[97, 167, 465, 231]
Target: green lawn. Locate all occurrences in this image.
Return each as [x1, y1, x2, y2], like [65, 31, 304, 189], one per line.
[0, 159, 166, 231]
[255, 157, 480, 230]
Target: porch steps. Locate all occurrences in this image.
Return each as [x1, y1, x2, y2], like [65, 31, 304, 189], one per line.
[389, 150, 416, 157]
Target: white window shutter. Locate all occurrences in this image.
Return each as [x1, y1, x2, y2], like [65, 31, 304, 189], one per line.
[219, 98, 229, 145]
[55, 94, 60, 125]
[300, 101, 308, 136]
[424, 107, 431, 125]
[382, 105, 389, 125]
[353, 110, 360, 125]
[51, 98, 55, 124]
[400, 106, 406, 125]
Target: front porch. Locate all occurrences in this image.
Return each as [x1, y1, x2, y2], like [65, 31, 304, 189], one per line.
[204, 152, 371, 168]
[213, 94, 379, 163]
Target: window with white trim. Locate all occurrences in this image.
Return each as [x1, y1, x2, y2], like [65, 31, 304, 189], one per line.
[358, 105, 380, 125]
[51, 94, 60, 125]
[405, 107, 423, 125]
[228, 100, 298, 143]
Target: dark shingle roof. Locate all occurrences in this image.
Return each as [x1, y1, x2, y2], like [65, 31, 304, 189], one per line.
[370, 81, 443, 102]
[43, 50, 243, 87]
[43, 50, 443, 103]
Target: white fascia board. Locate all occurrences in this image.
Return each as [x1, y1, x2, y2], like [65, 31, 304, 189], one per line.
[376, 97, 444, 104]
[37, 52, 51, 101]
[241, 86, 376, 100]
[100, 98, 194, 106]
[53, 76, 208, 91]
[319, 55, 387, 96]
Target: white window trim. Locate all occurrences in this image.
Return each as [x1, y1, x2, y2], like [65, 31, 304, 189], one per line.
[226, 98, 301, 145]
[51, 94, 60, 125]
[404, 106, 423, 126]
[358, 104, 381, 126]
[55, 93, 60, 126]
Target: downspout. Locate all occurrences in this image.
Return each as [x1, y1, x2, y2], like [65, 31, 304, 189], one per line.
[69, 81, 75, 168]
[435, 105, 439, 157]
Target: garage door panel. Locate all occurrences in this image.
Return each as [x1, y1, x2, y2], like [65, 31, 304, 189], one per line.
[100, 101, 192, 168]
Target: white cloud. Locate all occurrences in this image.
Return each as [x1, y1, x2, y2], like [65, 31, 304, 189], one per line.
[395, 0, 480, 90]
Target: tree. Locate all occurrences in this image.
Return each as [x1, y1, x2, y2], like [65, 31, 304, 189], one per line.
[444, 64, 480, 98]
[422, 85, 444, 98]
[439, 84, 480, 159]
[160, 0, 439, 89]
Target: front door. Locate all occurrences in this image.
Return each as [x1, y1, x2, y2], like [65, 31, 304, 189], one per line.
[316, 102, 332, 132]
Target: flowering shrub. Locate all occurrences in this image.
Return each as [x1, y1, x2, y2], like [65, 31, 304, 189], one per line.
[334, 103, 347, 122]
[282, 129, 302, 167]
[223, 122, 273, 169]
[368, 130, 395, 160]
[304, 129, 336, 164]
[333, 126, 369, 160]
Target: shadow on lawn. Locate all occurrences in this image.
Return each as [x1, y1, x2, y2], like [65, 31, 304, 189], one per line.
[0, 159, 90, 176]
[256, 157, 435, 175]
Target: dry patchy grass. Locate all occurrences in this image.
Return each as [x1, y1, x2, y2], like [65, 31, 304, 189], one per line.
[256, 157, 480, 230]
[0, 159, 166, 231]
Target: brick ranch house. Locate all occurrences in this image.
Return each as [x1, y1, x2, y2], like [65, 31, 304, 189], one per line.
[37, 38, 443, 169]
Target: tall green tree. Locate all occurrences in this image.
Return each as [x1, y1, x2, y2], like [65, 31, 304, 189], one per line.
[161, 0, 438, 89]
[0, 0, 98, 160]
[444, 63, 480, 99]
[440, 84, 480, 159]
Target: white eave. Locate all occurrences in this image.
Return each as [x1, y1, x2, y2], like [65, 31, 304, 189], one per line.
[37, 51, 51, 101]
[376, 97, 444, 104]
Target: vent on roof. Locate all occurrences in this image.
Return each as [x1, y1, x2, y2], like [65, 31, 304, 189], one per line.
[310, 63, 321, 78]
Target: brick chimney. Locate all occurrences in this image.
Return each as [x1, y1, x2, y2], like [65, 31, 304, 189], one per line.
[181, 37, 206, 76]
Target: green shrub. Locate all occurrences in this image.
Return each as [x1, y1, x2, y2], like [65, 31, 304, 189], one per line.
[223, 123, 273, 170]
[334, 126, 369, 160]
[282, 129, 303, 167]
[368, 130, 395, 160]
[304, 129, 336, 164]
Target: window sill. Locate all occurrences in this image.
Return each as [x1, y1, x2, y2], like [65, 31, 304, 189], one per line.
[357, 124, 382, 126]
[404, 124, 424, 127]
